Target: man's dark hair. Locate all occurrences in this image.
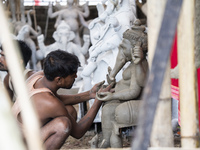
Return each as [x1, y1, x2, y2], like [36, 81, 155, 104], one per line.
[43, 50, 80, 81]
[0, 40, 32, 67]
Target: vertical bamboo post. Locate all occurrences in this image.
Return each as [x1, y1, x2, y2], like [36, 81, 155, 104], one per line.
[195, 0, 200, 69]
[148, 0, 173, 147]
[0, 3, 44, 150]
[178, 0, 197, 148]
[0, 85, 26, 150]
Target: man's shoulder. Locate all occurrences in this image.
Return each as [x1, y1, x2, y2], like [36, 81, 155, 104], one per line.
[33, 92, 61, 106]
[26, 70, 44, 81]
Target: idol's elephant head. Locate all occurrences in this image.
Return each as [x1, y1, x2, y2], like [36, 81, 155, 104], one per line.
[53, 21, 75, 44]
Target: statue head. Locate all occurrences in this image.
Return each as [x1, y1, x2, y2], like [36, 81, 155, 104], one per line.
[123, 19, 148, 64]
[123, 19, 148, 52]
[53, 21, 75, 43]
[18, 25, 30, 36]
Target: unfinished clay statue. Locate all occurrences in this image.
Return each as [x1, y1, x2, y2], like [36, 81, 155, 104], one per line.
[37, 21, 90, 67]
[96, 20, 148, 148]
[48, 0, 89, 45]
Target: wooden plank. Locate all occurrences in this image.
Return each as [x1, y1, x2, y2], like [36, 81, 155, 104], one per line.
[131, 0, 183, 150]
[178, 0, 197, 148]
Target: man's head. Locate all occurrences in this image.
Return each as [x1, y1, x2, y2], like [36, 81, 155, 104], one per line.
[0, 40, 32, 71]
[43, 50, 80, 88]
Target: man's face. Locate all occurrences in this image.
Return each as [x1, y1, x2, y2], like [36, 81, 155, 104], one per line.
[0, 50, 8, 71]
[62, 72, 77, 89]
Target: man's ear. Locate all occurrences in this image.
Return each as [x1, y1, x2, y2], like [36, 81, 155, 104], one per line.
[54, 76, 63, 85]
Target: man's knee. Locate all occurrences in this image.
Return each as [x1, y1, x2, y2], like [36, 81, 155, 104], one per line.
[55, 117, 72, 134]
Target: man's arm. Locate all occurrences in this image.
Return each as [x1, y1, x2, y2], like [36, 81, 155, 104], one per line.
[40, 84, 112, 139]
[46, 96, 102, 139]
[58, 81, 105, 105]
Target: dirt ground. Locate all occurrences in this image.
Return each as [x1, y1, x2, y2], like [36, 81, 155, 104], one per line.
[60, 124, 132, 149]
[60, 124, 181, 149]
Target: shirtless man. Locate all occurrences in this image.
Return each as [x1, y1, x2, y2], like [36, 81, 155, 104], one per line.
[0, 40, 35, 102]
[12, 50, 113, 150]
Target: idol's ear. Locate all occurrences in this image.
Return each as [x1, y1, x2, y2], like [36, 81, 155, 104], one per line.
[53, 31, 59, 42]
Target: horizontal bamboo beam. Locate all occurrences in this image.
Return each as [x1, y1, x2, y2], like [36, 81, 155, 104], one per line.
[60, 148, 200, 150]
[149, 148, 200, 150]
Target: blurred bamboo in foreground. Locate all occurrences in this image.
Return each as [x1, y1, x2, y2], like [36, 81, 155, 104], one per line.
[0, 2, 44, 150]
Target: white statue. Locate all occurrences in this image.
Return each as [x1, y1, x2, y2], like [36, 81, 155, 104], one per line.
[48, 0, 90, 46]
[36, 21, 90, 67]
[81, 0, 136, 122]
[91, 0, 136, 40]
[82, 17, 122, 90]
[17, 23, 41, 70]
[9, 0, 25, 23]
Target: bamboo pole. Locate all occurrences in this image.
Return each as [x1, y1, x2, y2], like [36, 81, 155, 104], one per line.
[148, 0, 173, 147]
[0, 3, 44, 150]
[178, 0, 197, 148]
[0, 84, 26, 150]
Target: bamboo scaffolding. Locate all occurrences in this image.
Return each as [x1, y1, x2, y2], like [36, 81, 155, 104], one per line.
[0, 83, 26, 150]
[60, 148, 200, 150]
[0, 3, 44, 150]
[148, 0, 173, 146]
[178, 0, 197, 148]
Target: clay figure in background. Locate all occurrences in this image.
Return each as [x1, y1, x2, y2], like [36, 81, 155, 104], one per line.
[48, 0, 90, 46]
[84, 0, 137, 89]
[96, 20, 148, 148]
[9, 0, 25, 23]
[81, 0, 136, 122]
[91, 0, 136, 41]
[17, 22, 41, 71]
[82, 16, 122, 90]
[81, 16, 123, 122]
[37, 21, 90, 67]
[12, 9, 33, 35]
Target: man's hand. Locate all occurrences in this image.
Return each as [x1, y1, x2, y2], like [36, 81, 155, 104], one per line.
[96, 84, 115, 101]
[89, 81, 105, 99]
[96, 92, 113, 101]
